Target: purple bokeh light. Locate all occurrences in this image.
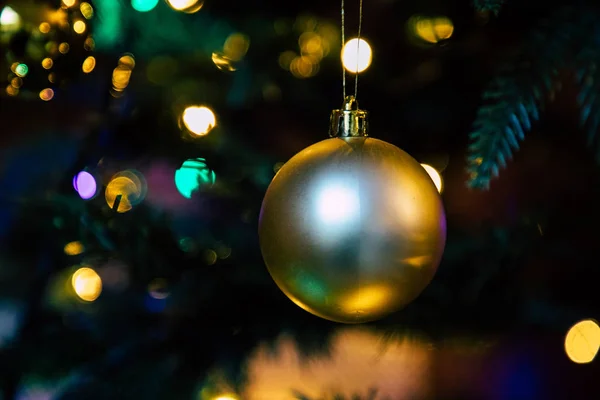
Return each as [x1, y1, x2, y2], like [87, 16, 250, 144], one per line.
[73, 171, 97, 200]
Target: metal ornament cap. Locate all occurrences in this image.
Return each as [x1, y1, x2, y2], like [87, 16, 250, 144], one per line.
[329, 96, 369, 138]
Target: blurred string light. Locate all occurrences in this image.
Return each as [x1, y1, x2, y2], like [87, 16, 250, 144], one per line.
[341, 38, 372, 73]
[182, 106, 216, 136]
[166, 0, 204, 14]
[105, 170, 147, 213]
[111, 54, 135, 96]
[407, 15, 454, 45]
[64, 241, 85, 256]
[82, 56, 96, 73]
[39, 88, 54, 101]
[15, 64, 28, 77]
[212, 33, 250, 72]
[0, 6, 21, 32]
[421, 164, 443, 193]
[72, 267, 102, 302]
[62, 0, 77, 8]
[80, 2, 94, 19]
[132, 0, 160, 12]
[73, 170, 97, 199]
[42, 58, 53, 70]
[279, 16, 337, 79]
[73, 20, 86, 34]
[175, 158, 216, 199]
[39, 22, 51, 34]
[565, 319, 600, 364]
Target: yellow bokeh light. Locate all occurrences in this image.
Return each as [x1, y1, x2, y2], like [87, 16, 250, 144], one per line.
[112, 66, 133, 90]
[84, 36, 95, 51]
[278, 51, 296, 71]
[6, 85, 18, 96]
[11, 77, 22, 88]
[565, 319, 600, 364]
[80, 2, 94, 19]
[411, 16, 454, 44]
[211, 52, 237, 72]
[182, 106, 216, 136]
[421, 164, 443, 193]
[82, 56, 96, 73]
[214, 395, 238, 400]
[119, 54, 136, 69]
[223, 33, 250, 62]
[62, 0, 76, 8]
[64, 241, 85, 256]
[48, 73, 57, 83]
[39, 22, 51, 33]
[59, 42, 70, 54]
[42, 58, 53, 69]
[39, 88, 54, 101]
[341, 38, 372, 73]
[166, 0, 204, 13]
[73, 20, 86, 34]
[105, 176, 140, 213]
[290, 55, 319, 78]
[72, 267, 102, 302]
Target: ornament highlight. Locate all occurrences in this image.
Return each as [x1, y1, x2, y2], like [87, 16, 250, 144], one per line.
[259, 97, 446, 323]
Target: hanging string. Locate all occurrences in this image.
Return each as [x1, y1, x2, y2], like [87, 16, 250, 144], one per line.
[354, 0, 363, 99]
[341, 0, 346, 100]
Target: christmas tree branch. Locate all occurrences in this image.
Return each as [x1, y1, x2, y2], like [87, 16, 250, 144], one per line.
[473, 0, 508, 15]
[466, 8, 586, 188]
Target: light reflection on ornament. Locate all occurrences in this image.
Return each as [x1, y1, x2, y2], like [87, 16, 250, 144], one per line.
[73, 171, 97, 199]
[316, 182, 359, 225]
[421, 164, 443, 193]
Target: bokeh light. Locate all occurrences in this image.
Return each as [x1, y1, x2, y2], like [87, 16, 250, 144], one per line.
[42, 58, 54, 70]
[223, 33, 250, 61]
[73, 20, 86, 34]
[82, 56, 96, 73]
[565, 319, 600, 364]
[175, 158, 216, 199]
[105, 171, 146, 213]
[15, 64, 28, 78]
[71, 267, 102, 302]
[59, 42, 70, 54]
[80, 2, 94, 19]
[64, 241, 85, 256]
[62, 0, 76, 8]
[341, 38, 372, 73]
[132, 0, 159, 12]
[166, 0, 204, 13]
[0, 6, 21, 33]
[214, 395, 238, 400]
[408, 15, 454, 44]
[421, 164, 443, 193]
[39, 22, 51, 33]
[39, 88, 54, 101]
[182, 106, 216, 136]
[73, 170, 97, 199]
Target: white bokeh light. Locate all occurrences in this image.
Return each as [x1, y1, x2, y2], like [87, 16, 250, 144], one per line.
[341, 38, 372, 73]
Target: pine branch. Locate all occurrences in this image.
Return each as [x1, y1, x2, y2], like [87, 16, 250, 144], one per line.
[466, 8, 584, 189]
[472, 0, 507, 15]
[574, 12, 600, 163]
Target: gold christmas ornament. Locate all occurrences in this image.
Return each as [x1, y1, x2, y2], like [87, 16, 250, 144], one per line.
[259, 97, 446, 323]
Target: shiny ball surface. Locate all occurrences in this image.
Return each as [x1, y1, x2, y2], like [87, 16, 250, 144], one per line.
[259, 137, 446, 323]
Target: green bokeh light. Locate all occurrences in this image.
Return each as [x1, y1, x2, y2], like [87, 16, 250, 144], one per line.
[175, 158, 216, 199]
[131, 0, 159, 12]
[15, 63, 28, 77]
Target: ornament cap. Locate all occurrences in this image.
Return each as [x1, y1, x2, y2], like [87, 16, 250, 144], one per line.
[329, 96, 369, 138]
